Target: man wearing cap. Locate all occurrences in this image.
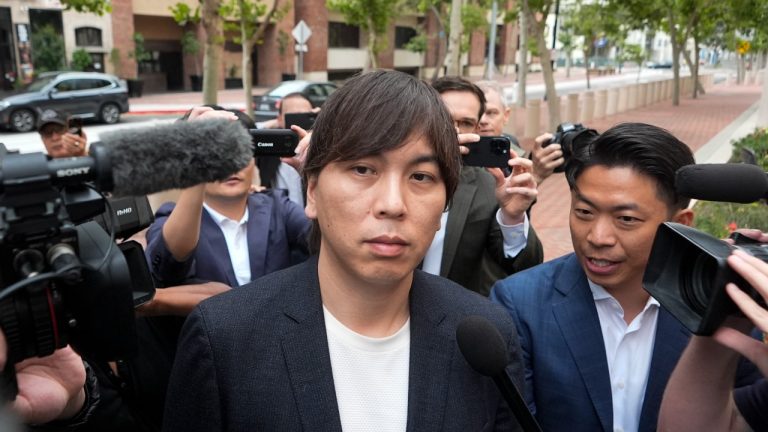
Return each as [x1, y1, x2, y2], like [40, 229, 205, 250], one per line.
[38, 109, 88, 158]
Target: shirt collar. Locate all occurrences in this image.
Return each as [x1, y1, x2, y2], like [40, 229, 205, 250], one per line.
[587, 278, 660, 310]
[203, 203, 249, 226]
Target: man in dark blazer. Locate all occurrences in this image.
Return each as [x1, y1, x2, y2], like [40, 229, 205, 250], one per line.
[430, 77, 543, 296]
[164, 70, 526, 431]
[490, 123, 697, 432]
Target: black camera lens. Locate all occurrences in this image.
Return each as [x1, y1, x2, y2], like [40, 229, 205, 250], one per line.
[680, 252, 718, 315]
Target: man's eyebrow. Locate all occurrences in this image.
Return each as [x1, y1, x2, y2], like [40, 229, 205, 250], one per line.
[408, 154, 440, 167]
[573, 191, 640, 212]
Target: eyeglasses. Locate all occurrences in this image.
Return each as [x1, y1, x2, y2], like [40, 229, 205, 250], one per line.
[40, 124, 67, 138]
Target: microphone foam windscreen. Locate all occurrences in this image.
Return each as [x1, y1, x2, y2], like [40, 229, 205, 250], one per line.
[456, 315, 509, 377]
[101, 119, 254, 197]
[676, 163, 768, 204]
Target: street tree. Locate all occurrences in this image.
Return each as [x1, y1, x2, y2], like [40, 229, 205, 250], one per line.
[31, 25, 65, 72]
[523, 0, 559, 129]
[220, 0, 286, 118]
[328, 0, 401, 70]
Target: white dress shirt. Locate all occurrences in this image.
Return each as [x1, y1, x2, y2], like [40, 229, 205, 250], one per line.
[202, 204, 251, 286]
[588, 280, 660, 432]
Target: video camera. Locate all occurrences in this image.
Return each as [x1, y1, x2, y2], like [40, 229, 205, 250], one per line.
[644, 164, 768, 336]
[544, 123, 599, 173]
[0, 144, 155, 398]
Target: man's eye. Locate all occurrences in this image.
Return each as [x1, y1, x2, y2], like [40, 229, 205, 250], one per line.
[352, 166, 373, 175]
[412, 172, 436, 182]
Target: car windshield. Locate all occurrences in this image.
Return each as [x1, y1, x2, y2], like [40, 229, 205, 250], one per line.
[267, 82, 307, 97]
[24, 75, 58, 92]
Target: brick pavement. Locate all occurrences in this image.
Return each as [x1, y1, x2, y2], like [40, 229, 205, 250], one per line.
[519, 82, 763, 261]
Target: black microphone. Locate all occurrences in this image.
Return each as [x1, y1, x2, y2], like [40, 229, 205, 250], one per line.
[89, 119, 254, 197]
[676, 163, 768, 204]
[456, 316, 542, 432]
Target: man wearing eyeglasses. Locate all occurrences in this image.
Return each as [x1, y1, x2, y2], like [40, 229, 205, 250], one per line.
[38, 109, 88, 158]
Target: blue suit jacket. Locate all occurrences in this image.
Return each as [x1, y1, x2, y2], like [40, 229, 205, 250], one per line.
[145, 190, 309, 287]
[163, 257, 526, 431]
[489, 253, 690, 432]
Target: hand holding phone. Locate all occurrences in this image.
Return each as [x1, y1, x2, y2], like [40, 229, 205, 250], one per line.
[284, 112, 318, 130]
[462, 136, 511, 168]
[68, 118, 83, 136]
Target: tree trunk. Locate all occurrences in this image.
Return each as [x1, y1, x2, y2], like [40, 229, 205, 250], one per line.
[242, 38, 254, 118]
[535, 20, 559, 129]
[584, 48, 591, 89]
[367, 26, 379, 71]
[516, 5, 527, 108]
[565, 52, 571, 78]
[430, 5, 447, 81]
[446, 0, 463, 76]
[202, 0, 224, 105]
[668, 9, 680, 106]
[682, 40, 705, 97]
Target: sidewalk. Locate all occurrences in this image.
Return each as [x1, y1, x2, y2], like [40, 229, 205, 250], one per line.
[524, 81, 763, 260]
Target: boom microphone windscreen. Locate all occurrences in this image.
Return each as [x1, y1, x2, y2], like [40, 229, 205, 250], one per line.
[91, 119, 253, 197]
[457, 315, 509, 377]
[676, 163, 768, 204]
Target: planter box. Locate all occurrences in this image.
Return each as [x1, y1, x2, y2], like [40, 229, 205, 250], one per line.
[127, 79, 143, 97]
[190, 75, 203, 91]
[225, 78, 243, 89]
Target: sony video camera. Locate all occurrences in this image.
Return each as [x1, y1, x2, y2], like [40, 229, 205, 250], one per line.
[544, 123, 599, 173]
[0, 145, 155, 398]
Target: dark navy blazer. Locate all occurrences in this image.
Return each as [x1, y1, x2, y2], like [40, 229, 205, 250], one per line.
[163, 257, 527, 431]
[489, 253, 691, 432]
[145, 190, 309, 287]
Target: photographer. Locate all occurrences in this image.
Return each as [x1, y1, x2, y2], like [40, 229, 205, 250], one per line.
[659, 229, 768, 432]
[37, 109, 87, 159]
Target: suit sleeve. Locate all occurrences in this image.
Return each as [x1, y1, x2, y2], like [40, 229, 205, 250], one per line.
[489, 283, 537, 416]
[145, 204, 197, 286]
[485, 211, 544, 277]
[278, 194, 311, 255]
[162, 307, 223, 432]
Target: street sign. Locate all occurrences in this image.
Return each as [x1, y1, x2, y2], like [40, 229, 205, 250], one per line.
[292, 20, 312, 45]
[295, 44, 308, 53]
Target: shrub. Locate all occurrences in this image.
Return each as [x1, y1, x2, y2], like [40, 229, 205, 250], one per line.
[71, 49, 93, 71]
[692, 128, 768, 238]
[31, 25, 65, 72]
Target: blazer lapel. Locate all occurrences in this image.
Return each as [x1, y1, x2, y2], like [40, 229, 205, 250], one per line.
[201, 209, 238, 286]
[441, 167, 478, 277]
[638, 308, 690, 432]
[246, 194, 272, 279]
[551, 255, 613, 432]
[406, 274, 455, 431]
[280, 258, 343, 431]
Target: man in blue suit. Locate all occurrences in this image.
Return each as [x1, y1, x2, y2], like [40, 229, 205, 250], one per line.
[145, 106, 310, 290]
[163, 70, 526, 431]
[490, 123, 696, 432]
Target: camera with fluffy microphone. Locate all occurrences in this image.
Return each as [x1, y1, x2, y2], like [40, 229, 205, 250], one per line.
[457, 315, 542, 432]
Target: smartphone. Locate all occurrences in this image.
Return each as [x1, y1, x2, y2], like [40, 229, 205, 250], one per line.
[68, 118, 83, 136]
[462, 136, 511, 168]
[249, 129, 299, 157]
[117, 240, 156, 308]
[285, 112, 318, 130]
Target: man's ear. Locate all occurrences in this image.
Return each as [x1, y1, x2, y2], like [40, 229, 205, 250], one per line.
[672, 208, 694, 226]
[503, 106, 512, 123]
[304, 175, 318, 220]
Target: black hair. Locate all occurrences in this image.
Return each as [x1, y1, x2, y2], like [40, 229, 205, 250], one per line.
[303, 70, 461, 253]
[565, 122, 695, 212]
[178, 105, 255, 130]
[431, 76, 487, 121]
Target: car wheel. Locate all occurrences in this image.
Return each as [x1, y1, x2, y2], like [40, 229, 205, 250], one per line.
[99, 103, 121, 124]
[10, 109, 35, 132]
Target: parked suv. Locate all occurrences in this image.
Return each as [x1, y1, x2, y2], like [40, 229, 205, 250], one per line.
[0, 71, 129, 132]
[253, 80, 337, 122]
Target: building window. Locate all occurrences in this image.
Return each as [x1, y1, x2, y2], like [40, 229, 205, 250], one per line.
[329, 22, 359, 48]
[395, 27, 417, 49]
[75, 27, 102, 47]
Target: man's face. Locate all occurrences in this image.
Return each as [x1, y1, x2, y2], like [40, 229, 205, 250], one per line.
[204, 159, 255, 202]
[305, 136, 446, 288]
[277, 96, 313, 128]
[40, 123, 74, 158]
[478, 89, 510, 136]
[569, 165, 688, 293]
[439, 90, 481, 134]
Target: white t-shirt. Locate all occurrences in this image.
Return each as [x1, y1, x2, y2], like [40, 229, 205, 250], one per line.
[324, 306, 410, 432]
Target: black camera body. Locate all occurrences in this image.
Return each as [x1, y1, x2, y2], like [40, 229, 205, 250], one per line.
[545, 123, 598, 173]
[0, 150, 147, 377]
[249, 129, 299, 157]
[462, 136, 511, 169]
[643, 222, 768, 335]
